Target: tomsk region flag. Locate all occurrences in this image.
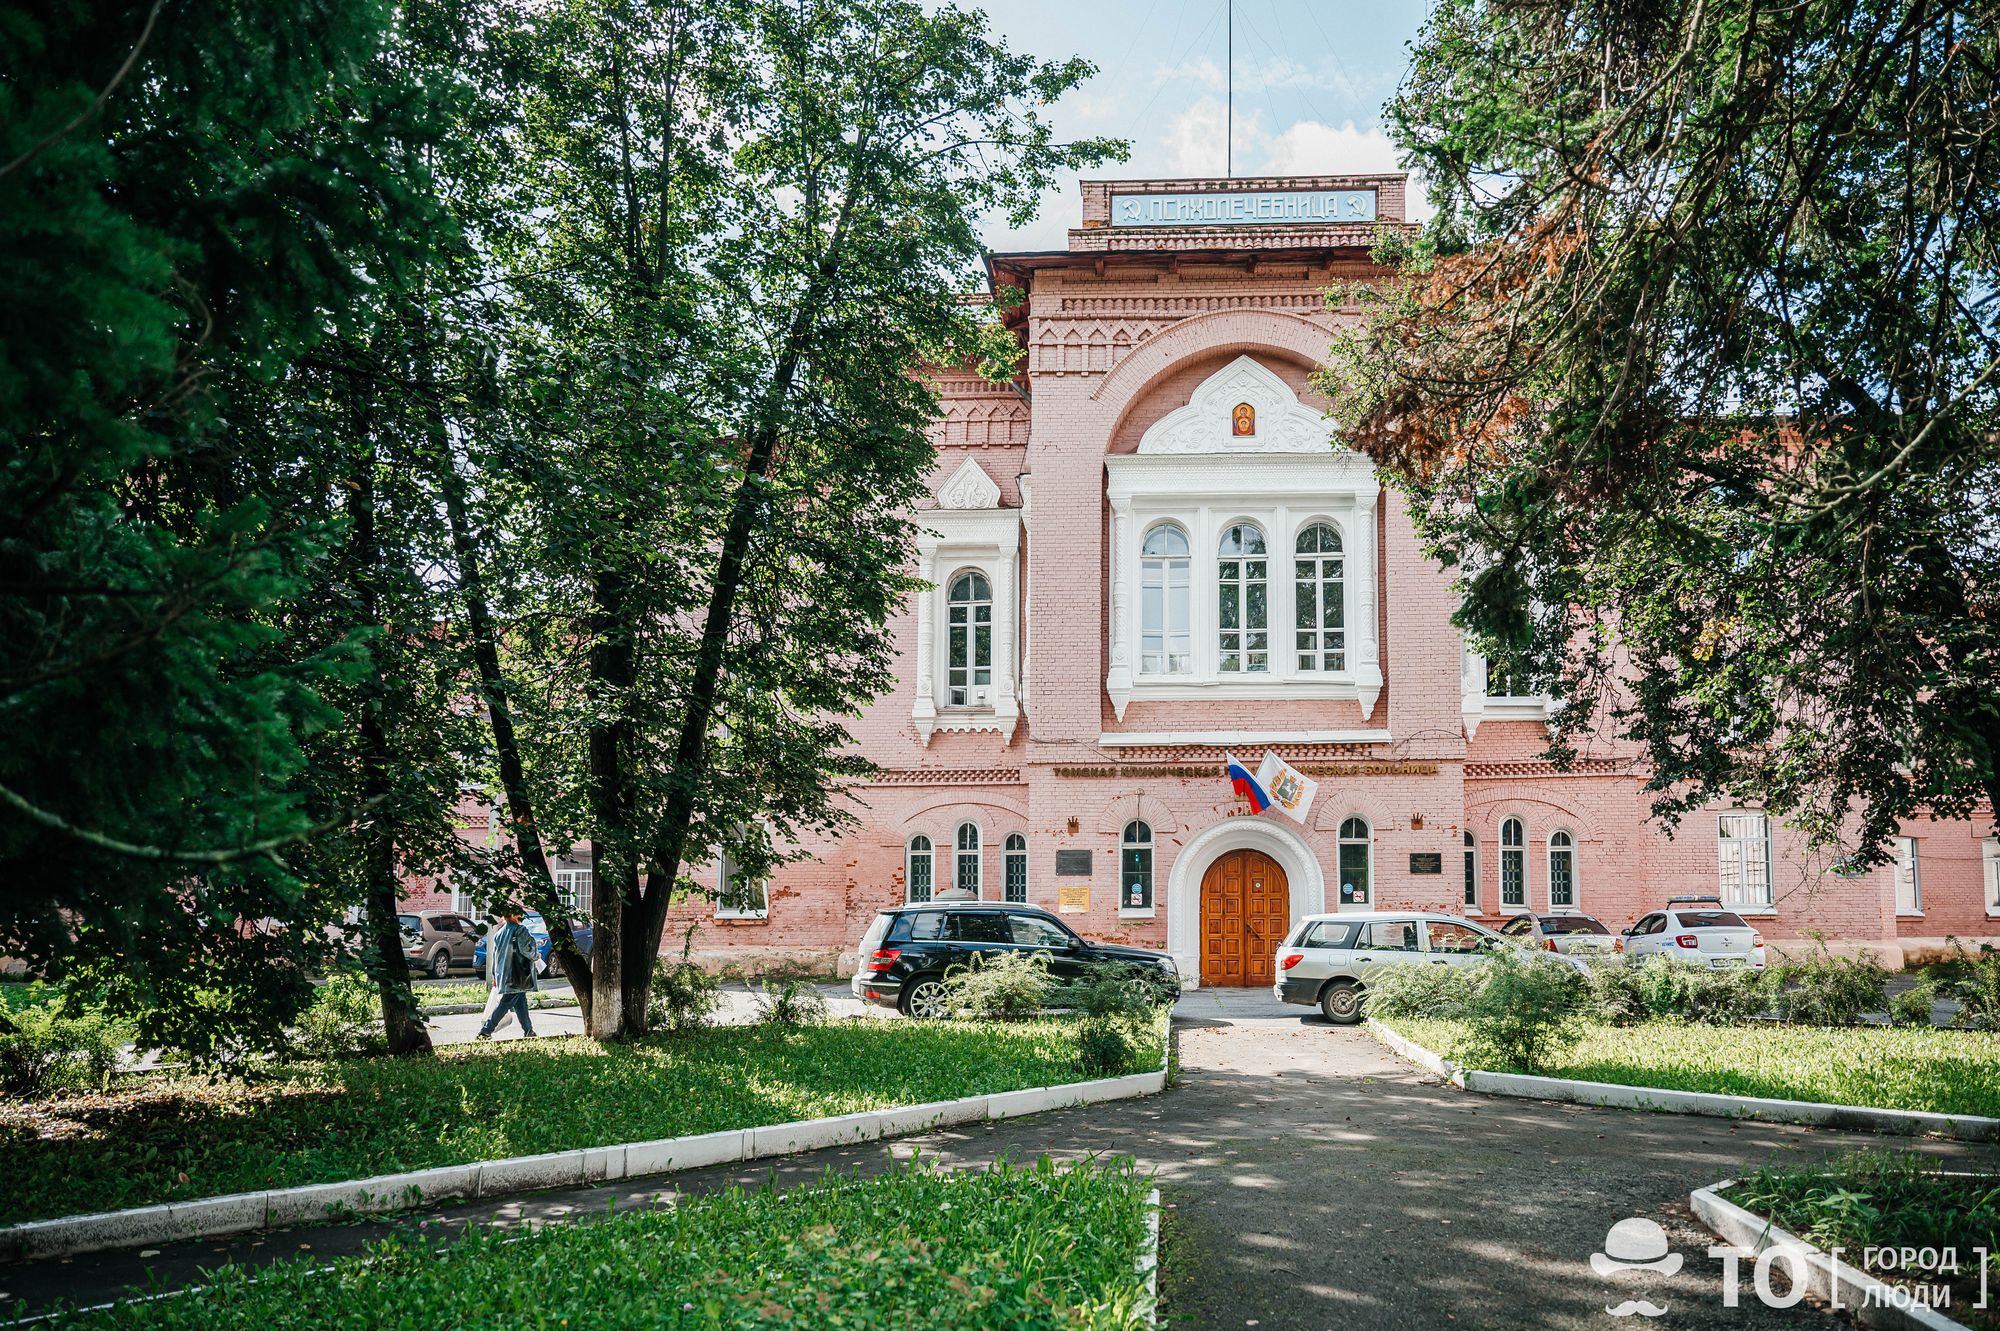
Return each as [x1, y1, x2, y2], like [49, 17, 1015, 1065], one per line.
[1255, 749, 1319, 825]
[1224, 752, 1270, 812]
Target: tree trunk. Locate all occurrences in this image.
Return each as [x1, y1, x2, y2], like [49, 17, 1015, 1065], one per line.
[352, 439, 432, 1056]
[586, 568, 635, 1039]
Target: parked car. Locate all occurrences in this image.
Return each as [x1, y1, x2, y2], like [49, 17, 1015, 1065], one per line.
[399, 911, 479, 979]
[1616, 897, 1766, 970]
[1274, 910, 1587, 1024]
[1496, 912, 1617, 959]
[850, 903, 1179, 1018]
[471, 910, 591, 979]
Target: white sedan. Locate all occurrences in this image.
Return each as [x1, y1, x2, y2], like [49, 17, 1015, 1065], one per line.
[1616, 897, 1766, 970]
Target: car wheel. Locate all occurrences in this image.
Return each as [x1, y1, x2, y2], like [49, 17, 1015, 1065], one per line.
[1320, 980, 1363, 1025]
[901, 975, 949, 1020]
[429, 950, 451, 980]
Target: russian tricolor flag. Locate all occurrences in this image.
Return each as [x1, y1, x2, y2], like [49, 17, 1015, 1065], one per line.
[1225, 752, 1270, 812]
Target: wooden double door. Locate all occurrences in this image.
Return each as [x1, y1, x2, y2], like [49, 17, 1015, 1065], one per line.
[1199, 850, 1290, 987]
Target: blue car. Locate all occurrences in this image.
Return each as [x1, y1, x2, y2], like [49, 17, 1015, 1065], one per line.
[472, 911, 591, 978]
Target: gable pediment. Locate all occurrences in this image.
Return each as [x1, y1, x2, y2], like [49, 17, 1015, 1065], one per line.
[934, 457, 1001, 509]
[1136, 355, 1334, 455]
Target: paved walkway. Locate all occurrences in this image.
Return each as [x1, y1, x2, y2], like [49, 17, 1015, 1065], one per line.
[8, 1000, 1996, 1328]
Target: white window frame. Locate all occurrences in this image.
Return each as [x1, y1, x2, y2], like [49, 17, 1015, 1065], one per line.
[1215, 521, 1270, 674]
[1293, 522, 1346, 673]
[911, 484, 1020, 745]
[551, 861, 594, 921]
[1546, 829, 1577, 913]
[943, 569, 994, 708]
[714, 850, 768, 920]
[1716, 812, 1774, 912]
[1894, 835, 1922, 917]
[1003, 833, 1028, 904]
[1500, 817, 1527, 913]
[905, 835, 934, 903]
[1985, 838, 2000, 917]
[1121, 820, 1155, 918]
[1337, 816, 1373, 911]
[1460, 637, 1555, 738]
[1462, 831, 1478, 910]
[1139, 522, 1193, 675]
[950, 821, 982, 900]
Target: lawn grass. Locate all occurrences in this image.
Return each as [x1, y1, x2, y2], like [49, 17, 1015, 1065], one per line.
[1381, 1017, 2000, 1118]
[409, 980, 575, 1011]
[0, 1016, 1163, 1226]
[1726, 1154, 1999, 1330]
[36, 1157, 1157, 1331]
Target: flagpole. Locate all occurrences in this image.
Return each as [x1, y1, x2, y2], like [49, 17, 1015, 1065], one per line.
[1225, 0, 1233, 177]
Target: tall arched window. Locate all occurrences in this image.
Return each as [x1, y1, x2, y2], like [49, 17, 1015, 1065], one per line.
[945, 571, 992, 707]
[905, 835, 933, 903]
[1462, 831, 1478, 909]
[1548, 830, 1576, 910]
[1294, 522, 1345, 671]
[954, 821, 982, 898]
[1217, 523, 1269, 672]
[1500, 817, 1526, 910]
[1003, 833, 1028, 903]
[1338, 816, 1372, 907]
[1121, 821, 1154, 910]
[1140, 525, 1191, 674]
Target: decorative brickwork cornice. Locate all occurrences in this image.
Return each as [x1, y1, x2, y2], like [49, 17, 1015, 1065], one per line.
[1464, 759, 1641, 780]
[861, 767, 1027, 787]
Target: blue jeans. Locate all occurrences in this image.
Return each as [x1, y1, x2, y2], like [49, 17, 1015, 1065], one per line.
[478, 990, 535, 1038]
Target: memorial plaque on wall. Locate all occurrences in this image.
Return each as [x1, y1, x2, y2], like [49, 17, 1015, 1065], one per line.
[1058, 884, 1090, 914]
[1054, 849, 1093, 877]
[1409, 852, 1443, 875]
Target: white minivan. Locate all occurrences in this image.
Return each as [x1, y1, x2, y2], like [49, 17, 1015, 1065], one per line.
[1274, 910, 1585, 1024]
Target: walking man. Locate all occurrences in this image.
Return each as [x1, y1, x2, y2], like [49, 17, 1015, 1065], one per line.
[476, 910, 539, 1040]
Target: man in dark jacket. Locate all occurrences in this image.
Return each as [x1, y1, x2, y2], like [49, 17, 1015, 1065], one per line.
[475, 910, 540, 1040]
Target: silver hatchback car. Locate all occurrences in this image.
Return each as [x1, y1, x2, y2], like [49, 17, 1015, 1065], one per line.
[1273, 910, 1520, 1024]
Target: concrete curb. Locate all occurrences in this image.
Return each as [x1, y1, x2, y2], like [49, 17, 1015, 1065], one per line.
[1366, 1020, 2000, 1141]
[419, 999, 580, 1018]
[1, 1057, 1169, 1264]
[1692, 1180, 1974, 1330]
[1140, 1187, 1162, 1327]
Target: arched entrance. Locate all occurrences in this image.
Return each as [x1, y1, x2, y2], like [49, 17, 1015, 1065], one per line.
[1199, 849, 1290, 987]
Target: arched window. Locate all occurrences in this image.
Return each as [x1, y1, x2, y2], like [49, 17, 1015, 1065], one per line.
[1217, 524, 1269, 673]
[1003, 833, 1028, 903]
[954, 821, 982, 899]
[1548, 830, 1576, 910]
[946, 571, 992, 707]
[1462, 831, 1478, 910]
[1294, 523, 1345, 672]
[1140, 525, 1191, 674]
[905, 835, 933, 903]
[1338, 816, 1372, 907]
[715, 849, 768, 919]
[1121, 821, 1154, 910]
[1500, 818, 1526, 910]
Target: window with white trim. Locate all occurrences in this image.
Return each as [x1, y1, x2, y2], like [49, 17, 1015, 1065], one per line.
[1500, 817, 1526, 910]
[553, 863, 594, 919]
[1985, 838, 2000, 915]
[945, 571, 993, 707]
[1547, 830, 1576, 911]
[1894, 836, 1922, 915]
[1716, 812, 1773, 909]
[1294, 522, 1345, 671]
[905, 835, 933, 903]
[1338, 817, 1372, 907]
[715, 851, 768, 919]
[1122, 821, 1154, 911]
[1003, 833, 1027, 903]
[1140, 524, 1192, 674]
[952, 821, 981, 899]
[1216, 523, 1269, 672]
[1462, 831, 1478, 909]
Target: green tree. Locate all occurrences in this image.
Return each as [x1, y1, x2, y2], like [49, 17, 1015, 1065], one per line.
[1327, 0, 2000, 864]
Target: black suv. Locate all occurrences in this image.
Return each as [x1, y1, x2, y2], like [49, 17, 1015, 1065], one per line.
[850, 903, 1180, 1018]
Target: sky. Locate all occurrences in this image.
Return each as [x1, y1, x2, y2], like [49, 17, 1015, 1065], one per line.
[971, 0, 1437, 251]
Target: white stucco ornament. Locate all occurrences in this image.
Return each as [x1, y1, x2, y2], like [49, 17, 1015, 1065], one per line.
[1136, 354, 1336, 455]
[934, 457, 1001, 509]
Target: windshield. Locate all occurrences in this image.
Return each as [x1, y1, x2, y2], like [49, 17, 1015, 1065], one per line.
[858, 912, 893, 954]
[397, 914, 422, 933]
[1678, 911, 1748, 929]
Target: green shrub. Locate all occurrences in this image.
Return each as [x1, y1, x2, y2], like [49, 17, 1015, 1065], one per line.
[1626, 955, 1769, 1024]
[1461, 949, 1585, 1073]
[1074, 1016, 1137, 1076]
[1887, 973, 1940, 1028]
[1051, 961, 1177, 1019]
[941, 950, 1052, 1020]
[1948, 940, 2000, 1030]
[291, 972, 385, 1060]
[0, 1004, 125, 1095]
[648, 925, 722, 1034]
[749, 977, 828, 1027]
[1769, 937, 1887, 1025]
[1578, 961, 1646, 1025]
[1362, 958, 1479, 1019]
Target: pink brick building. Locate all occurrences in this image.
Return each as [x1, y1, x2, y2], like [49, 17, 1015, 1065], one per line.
[412, 174, 2000, 982]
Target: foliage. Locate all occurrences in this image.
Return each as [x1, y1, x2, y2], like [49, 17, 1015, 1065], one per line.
[646, 928, 722, 1035]
[0, 1019, 1159, 1225]
[1623, 956, 1769, 1025]
[1386, 1017, 2000, 1118]
[942, 950, 1054, 1020]
[42, 1157, 1156, 1331]
[1050, 961, 1179, 1019]
[1459, 949, 1586, 1073]
[1768, 940, 1888, 1026]
[1074, 1017, 1137, 1077]
[1888, 973, 1942, 1028]
[288, 973, 385, 1062]
[1948, 941, 2000, 1030]
[1326, 0, 2000, 866]
[0, 1005, 125, 1097]
[1360, 959, 1480, 1020]
[747, 978, 828, 1027]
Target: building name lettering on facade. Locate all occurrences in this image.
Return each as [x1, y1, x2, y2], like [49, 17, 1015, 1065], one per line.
[1052, 761, 1439, 779]
[1110, 189, 1378, 227]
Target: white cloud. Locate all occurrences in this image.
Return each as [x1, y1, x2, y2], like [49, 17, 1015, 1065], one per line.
[1261, 120, 1433, 222]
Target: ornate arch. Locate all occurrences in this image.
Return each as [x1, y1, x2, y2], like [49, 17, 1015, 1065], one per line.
[1165, 816, 1327, 982]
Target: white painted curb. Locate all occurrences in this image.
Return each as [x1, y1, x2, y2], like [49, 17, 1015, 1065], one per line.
[1367, 1020, 2000, 1141]
[1, 1047, 1169, 1263]
[1140, 1187, 1162, 1328]
[1692, 1180, 1974, 1331]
